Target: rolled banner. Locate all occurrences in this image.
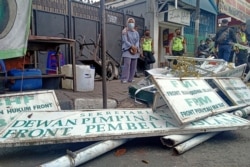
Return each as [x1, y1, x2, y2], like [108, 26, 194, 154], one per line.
[40, 139, 131, 167]
[162, 106, 250, 153]
[160, 134, 196, 148]
[174, 132, 219, 155]
[232, 106, 250, 118]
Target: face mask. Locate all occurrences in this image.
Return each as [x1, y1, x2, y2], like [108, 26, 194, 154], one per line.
[128, 23, 135, 29]
[201, 42, 205, 45]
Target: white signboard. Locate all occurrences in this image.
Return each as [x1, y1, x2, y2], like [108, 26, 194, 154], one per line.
[213, 78, 250, 105]
[0, 109, 249, 147]
[0, 90, 60, 131]
[167, 5, 190, 26]
[215, 64, 246, 78]
[152, 77, 229, 125]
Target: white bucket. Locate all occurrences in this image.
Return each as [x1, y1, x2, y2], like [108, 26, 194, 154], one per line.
[61, 64, 94, 91]
[76, 65, 95, 92]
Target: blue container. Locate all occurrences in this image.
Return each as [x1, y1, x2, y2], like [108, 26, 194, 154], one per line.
[8, 69, 42, 91]
[46, 51, 65, 74]
[0, 60, 6, 94]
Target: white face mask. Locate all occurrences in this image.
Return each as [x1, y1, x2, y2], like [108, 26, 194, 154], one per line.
[128, 23, 135, 29]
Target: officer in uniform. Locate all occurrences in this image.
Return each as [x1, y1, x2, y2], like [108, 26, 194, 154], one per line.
[169, 28, 187, 64]
[236, 23, 249, 72]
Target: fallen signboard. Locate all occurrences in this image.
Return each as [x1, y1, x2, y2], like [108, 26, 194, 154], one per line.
[213, 78, 250, 105]
[214, 64, 246, 78]
[0, 108, 249, 147]
[0, 90, 60, 131]
[151, 77, 230, 125]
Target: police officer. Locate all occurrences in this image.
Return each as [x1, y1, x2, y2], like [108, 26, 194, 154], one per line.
[169, 28, 187, 64]
[236, 23, 249, 71]
[140, 29, 155, 76]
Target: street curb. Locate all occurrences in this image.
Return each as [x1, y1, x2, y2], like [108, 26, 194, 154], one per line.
[74, 98, 117, 109]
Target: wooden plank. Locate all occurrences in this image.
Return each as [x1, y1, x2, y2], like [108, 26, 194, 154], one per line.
[151, 77, 230, 125]
[0, 108, 249, 147]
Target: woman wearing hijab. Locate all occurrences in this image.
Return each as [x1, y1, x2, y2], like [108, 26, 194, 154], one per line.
[120, 18, 140, 84]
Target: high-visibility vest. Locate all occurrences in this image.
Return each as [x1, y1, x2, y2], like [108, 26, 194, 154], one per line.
[172, 37, 184, 51]
[142, 38, 153, 52]
[238, 32, 247, 49]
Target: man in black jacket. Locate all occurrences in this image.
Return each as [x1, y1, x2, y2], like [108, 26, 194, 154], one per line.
[214, 19, 237, 61]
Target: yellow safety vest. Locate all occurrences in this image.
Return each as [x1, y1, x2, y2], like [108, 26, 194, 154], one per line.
[238, 32, 247, 49]
[142, 38, 153, 52]
[241, 32, 247, 42]
[172, 37, 184, 51]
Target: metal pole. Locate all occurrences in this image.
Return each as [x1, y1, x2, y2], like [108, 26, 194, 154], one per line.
[40, 139, 130, 167]
[194, 0, 200, 56]
[100, 0, 107, 108]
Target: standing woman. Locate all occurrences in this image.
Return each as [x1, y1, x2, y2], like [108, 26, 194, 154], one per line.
[120, 18, 140, 83]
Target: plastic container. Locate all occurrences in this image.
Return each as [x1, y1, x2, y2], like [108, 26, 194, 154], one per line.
[46, 51, 65, 74]
[76, 65, 95, 92]
[0, 60, 6, 94]
[8, 69, 42, 91]
[61, 64, 74, 90]
[61, 64, 95, 91]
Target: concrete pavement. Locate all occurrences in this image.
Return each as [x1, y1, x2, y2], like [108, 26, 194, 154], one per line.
[54, 77, 144, 110]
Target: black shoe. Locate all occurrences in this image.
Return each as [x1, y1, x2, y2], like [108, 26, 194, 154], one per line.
[134, 73, 140, 78]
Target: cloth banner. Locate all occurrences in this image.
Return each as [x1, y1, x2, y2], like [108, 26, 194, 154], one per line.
[0, 0, 32, 59]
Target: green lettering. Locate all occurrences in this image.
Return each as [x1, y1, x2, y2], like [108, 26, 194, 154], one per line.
[108, 123, 123, 131]
[100, 116, 113, 123]
[51, 120, 63, 127]
[23, 95, 34, 104]
[134, 115, 145, 121]
[115, 116, 124, 122]
[82, 118, 91, 124]
[17, 129, 29, 137]
[24, 120, 36, 127]
[37, 120, 53, 127]
[159, 114, 173, 120]
[182, 80, 193, 88]
[28, 129, 44, 137]
[127, 123, 137, 130]
[138, 122, 149, 129]
[62, 127, 73, 136]
[222, 117, 244, 123]
[190, 120, 205, 126]
[150, 122, 162, 128]
[149, 115, 159, 121]
[65, 119, 77, 126]
[43, 128, 58, 137]
[0, 119, 7, 127]
[165, 121, 175, 127]
[2, 129, 17, 138]
[12, 120, 26, 127]
[85, 125, 95, 133]
[97, 124, 105, 132]
[5, 97, 21, 105]
[213, 118, 223, 124]
[170, 80, 178, 87]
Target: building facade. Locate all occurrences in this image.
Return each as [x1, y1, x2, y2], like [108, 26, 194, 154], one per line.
[106, 0, 218, 67]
